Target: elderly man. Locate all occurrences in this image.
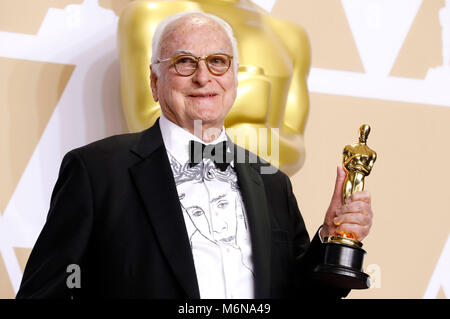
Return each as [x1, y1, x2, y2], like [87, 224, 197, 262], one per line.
[16, 11, 373, 299]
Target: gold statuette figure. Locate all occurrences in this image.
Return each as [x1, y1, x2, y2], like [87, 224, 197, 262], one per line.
[118, 0, 311, 175]
[315, 124, 377, 289]
[337, 124, 377, 242]
[342, 124, 377, 204]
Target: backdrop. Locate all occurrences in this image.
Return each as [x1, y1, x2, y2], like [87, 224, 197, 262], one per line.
[0, 0, 449, 299]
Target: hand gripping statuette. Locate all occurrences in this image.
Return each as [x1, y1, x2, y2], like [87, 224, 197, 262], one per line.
[314, 124, 377, 289]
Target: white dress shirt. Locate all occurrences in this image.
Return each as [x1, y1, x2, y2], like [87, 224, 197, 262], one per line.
[159, 113, 255, 299]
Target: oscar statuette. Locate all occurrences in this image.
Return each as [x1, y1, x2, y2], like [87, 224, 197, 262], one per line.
[314, 124, 377, 289]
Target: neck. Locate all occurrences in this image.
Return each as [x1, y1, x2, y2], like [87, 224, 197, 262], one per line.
[191, 121, 223, 143]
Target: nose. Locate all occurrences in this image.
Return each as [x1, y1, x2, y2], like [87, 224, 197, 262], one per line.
[192, 59, 211, 86]
[213, 219, 228, 234]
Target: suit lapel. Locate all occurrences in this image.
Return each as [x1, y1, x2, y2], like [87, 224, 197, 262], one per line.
[234, 153, 272, 298]
[129, 122, 200, 298]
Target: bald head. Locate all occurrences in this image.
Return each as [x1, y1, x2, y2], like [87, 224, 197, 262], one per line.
[151, 11, 239, 76]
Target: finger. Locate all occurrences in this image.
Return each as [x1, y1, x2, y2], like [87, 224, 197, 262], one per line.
[329, 166, 347, 208]
[349, 191, 371, 204]
[336, 223, 370, 241]
[341, 202, 371, 216]
[333, 212, 371, 227]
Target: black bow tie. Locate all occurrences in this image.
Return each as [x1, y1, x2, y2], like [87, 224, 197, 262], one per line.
[189, 140, 231, 171]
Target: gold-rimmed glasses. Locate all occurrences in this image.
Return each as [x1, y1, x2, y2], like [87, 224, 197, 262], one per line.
[155, 53, 233, 76]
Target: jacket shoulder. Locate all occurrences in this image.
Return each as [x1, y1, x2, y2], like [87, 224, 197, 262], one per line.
[65, 130, 149, 169]
[76, 131, 143, 153]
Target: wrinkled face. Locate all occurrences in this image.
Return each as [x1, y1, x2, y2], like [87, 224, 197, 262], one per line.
[151, 16, 238, 132]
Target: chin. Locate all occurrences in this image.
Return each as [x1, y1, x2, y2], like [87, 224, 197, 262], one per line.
[192, 109, 224, 125]
[196, 116, 223, 127]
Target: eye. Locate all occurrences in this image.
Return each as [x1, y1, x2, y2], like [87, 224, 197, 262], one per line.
[188, 207, 204, 217]
[175, 56, 196, 65]
[217, 200, 229, 209]
[208, 55, 228, 66]
[192, 209, 203, 217]
[179, 193, 185, 200]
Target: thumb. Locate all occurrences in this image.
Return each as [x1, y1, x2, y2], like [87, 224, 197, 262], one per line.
[329, 166, 346, 209]
[322, 166, 347, 239]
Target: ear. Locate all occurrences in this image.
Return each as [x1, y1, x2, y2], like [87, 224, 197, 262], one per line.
[234, 62, 239, 86]
[150, 65, 159, 102]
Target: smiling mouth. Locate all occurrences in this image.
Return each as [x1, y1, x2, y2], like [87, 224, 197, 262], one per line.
[188, 93, 218, 99]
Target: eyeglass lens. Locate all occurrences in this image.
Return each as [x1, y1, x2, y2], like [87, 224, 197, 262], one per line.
[174, 54, 231, 76]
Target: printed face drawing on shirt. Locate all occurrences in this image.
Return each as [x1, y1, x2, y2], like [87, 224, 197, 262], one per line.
[169, 154, 248, 247]
[209, 188, 243, 244]
[178, 179, 213, 242]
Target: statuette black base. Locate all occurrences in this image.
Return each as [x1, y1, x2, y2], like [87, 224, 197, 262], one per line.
[313, 242, 370, 290]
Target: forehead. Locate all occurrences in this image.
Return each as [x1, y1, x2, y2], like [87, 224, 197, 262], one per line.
[160, 17, 232, 56]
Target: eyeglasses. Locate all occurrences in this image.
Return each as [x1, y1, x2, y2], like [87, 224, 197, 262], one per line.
[155, 53, 233, 76]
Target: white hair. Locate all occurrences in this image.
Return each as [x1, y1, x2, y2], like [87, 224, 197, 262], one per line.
[150, 11, 239, 77]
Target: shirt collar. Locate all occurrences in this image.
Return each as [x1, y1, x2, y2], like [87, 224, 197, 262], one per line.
[159, 112, 230, 166]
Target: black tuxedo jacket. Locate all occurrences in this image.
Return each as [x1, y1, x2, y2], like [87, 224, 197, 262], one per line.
[16, 120, 348, 299]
